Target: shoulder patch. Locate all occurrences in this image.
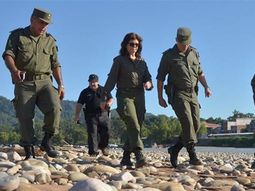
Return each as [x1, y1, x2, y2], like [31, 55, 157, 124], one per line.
[9, 28, 23, 34]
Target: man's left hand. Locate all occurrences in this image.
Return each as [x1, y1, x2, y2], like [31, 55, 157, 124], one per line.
[58, 85, 65, 100]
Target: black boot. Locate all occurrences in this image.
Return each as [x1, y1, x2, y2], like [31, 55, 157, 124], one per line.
[186, 144, 202, 165]
[134, 150, 146, 168]
[24, 145, 35, 160]
[252, 161, 255, 169]
[168, 141, 183, 168]
[120, 150, 133, 166]
[40, 133, 59, 158]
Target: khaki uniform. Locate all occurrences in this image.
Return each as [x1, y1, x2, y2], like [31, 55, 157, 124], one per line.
[104, 55, 152, 152]
[2, 26, 61, 146]
[157, 45, 203, 146]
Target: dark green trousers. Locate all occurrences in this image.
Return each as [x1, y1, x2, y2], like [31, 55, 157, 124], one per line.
[116, 90, 145, 152]
[13, 78, 61, 146]
[172, 91, 200, 147]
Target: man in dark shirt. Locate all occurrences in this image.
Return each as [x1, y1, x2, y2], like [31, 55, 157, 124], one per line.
[74, 74, 113, 156]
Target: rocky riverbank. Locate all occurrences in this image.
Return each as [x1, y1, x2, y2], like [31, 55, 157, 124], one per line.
[0, 144, 254, 191]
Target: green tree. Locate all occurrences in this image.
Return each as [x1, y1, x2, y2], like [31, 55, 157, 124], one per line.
[198, 123, 207, 137]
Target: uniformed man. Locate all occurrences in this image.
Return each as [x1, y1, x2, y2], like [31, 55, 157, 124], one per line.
[2, 8, 64, 160]
[157, 27, 212, 168]
[74, 74, 113, 156]
[251, 75, 255, 169]
[104, 33, 153, 168]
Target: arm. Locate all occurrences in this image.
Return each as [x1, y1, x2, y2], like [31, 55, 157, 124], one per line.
[198, 73, 212, 97]
[157, 80, 167, 108]
[52, 66, 64, 100]
[74, 103, 83, 123]
[104, 58, 120, 93]
[4, 55, 23, 84]
[143, 61, 153, 90]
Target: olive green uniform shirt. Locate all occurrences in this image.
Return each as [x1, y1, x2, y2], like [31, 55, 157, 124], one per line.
[156, 45, 203, 92]
[104, 55, 152, 92]
[2, 26, 60, 74]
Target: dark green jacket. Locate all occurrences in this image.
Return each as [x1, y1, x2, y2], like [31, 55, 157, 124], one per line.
[156, 45, 203, 91]
[104, 55, 152, 92]
[2, 26, 60, 75]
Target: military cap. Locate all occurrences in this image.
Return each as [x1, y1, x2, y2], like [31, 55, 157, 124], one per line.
[32, 8, 52, 24]
[176, 27, 192, 45]
[88, 74, 99, 82]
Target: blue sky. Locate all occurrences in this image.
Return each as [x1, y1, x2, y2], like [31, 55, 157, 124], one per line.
[1, 0, 255, 119]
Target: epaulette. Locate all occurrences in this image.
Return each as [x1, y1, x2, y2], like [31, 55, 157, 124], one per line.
[46, 33, 57, 41]
[9, 28, 23, 34]
[162, 48, 172, 55]
[190, 46, 200, 59]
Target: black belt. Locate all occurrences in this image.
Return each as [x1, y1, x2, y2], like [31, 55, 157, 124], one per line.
[24, 73, 50, 81]
[117, 87, 143, 91]
[176, 87, 194, 93]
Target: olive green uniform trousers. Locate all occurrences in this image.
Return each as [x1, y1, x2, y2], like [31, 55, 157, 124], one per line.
[13, 77, 61, 146]
[116, 90, 145, 152]
[172, 91, 200, 146]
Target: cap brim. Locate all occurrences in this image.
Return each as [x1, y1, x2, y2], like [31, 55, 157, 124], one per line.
[39, 18, 52, 24]
[179, 39, 191, 45]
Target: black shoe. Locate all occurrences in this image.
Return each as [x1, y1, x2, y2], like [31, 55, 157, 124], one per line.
[251, 161, 255, 169]
[134, 150, 146, 168]
[89, 151, 99, 157]
[24, 145, 35, 160]
[168, 142, 183, 168]
[186, 143, 202, 165]
[40, 133, 59, 158]
[120, 150, 133, 167]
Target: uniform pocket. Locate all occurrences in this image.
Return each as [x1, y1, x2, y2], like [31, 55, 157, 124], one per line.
[17, 44, 33, 62]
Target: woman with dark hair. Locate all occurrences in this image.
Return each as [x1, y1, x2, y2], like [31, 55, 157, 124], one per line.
[104, 32, 153, 168]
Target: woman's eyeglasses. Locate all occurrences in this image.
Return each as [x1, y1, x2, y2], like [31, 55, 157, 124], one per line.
[128, 43, 139, 48]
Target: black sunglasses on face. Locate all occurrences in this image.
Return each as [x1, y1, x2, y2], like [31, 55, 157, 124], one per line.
[128, 42, 139, 48]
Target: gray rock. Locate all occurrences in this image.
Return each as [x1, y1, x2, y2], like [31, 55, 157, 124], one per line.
[0, 152, 8, 160]
[68, 172, 88, 182]
[231, 184, 245, 191]
[84, 164, 120, 175]
[110, 171, 136, 183]
[35, 173, 51, 184]
[64, 164, 80, 172]
[0, 175, 20, 191]
[0, 161, 16, 168]
[7, 151, 22, 162]
[7, 164, 22, 175]
[69, 178, 113, 191]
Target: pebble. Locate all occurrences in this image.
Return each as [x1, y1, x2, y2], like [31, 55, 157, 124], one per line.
[0, 145, 253, 191]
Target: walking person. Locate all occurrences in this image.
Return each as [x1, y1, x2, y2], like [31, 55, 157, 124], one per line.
[74, 74, 113, 156]
[104, 32, 153, 168]
[251, 75, 255, 169]
[156, 27, 212, 168]
[2, 8, 64, 159]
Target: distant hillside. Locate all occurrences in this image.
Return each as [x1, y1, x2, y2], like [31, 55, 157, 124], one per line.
[0, 95, 156, 128]
[0, 96, 78, 127]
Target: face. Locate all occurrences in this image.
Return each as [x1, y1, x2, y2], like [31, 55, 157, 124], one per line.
[126, 39, 139, 56]
[89, 80, 99, 91]
[30, 17, 49, 36]
[176, 41, 190, 53]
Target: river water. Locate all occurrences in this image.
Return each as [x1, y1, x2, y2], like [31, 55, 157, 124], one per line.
[145, 146, 255, 154]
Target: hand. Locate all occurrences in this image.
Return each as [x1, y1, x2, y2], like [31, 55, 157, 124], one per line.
[11, 70, 24, 84]
[144, 81, 153, 91]
[74, 116, 80, 124]
[159, 97, 168, 108]
[205, 87, 212, 97]
[58, 85, 65, 100]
